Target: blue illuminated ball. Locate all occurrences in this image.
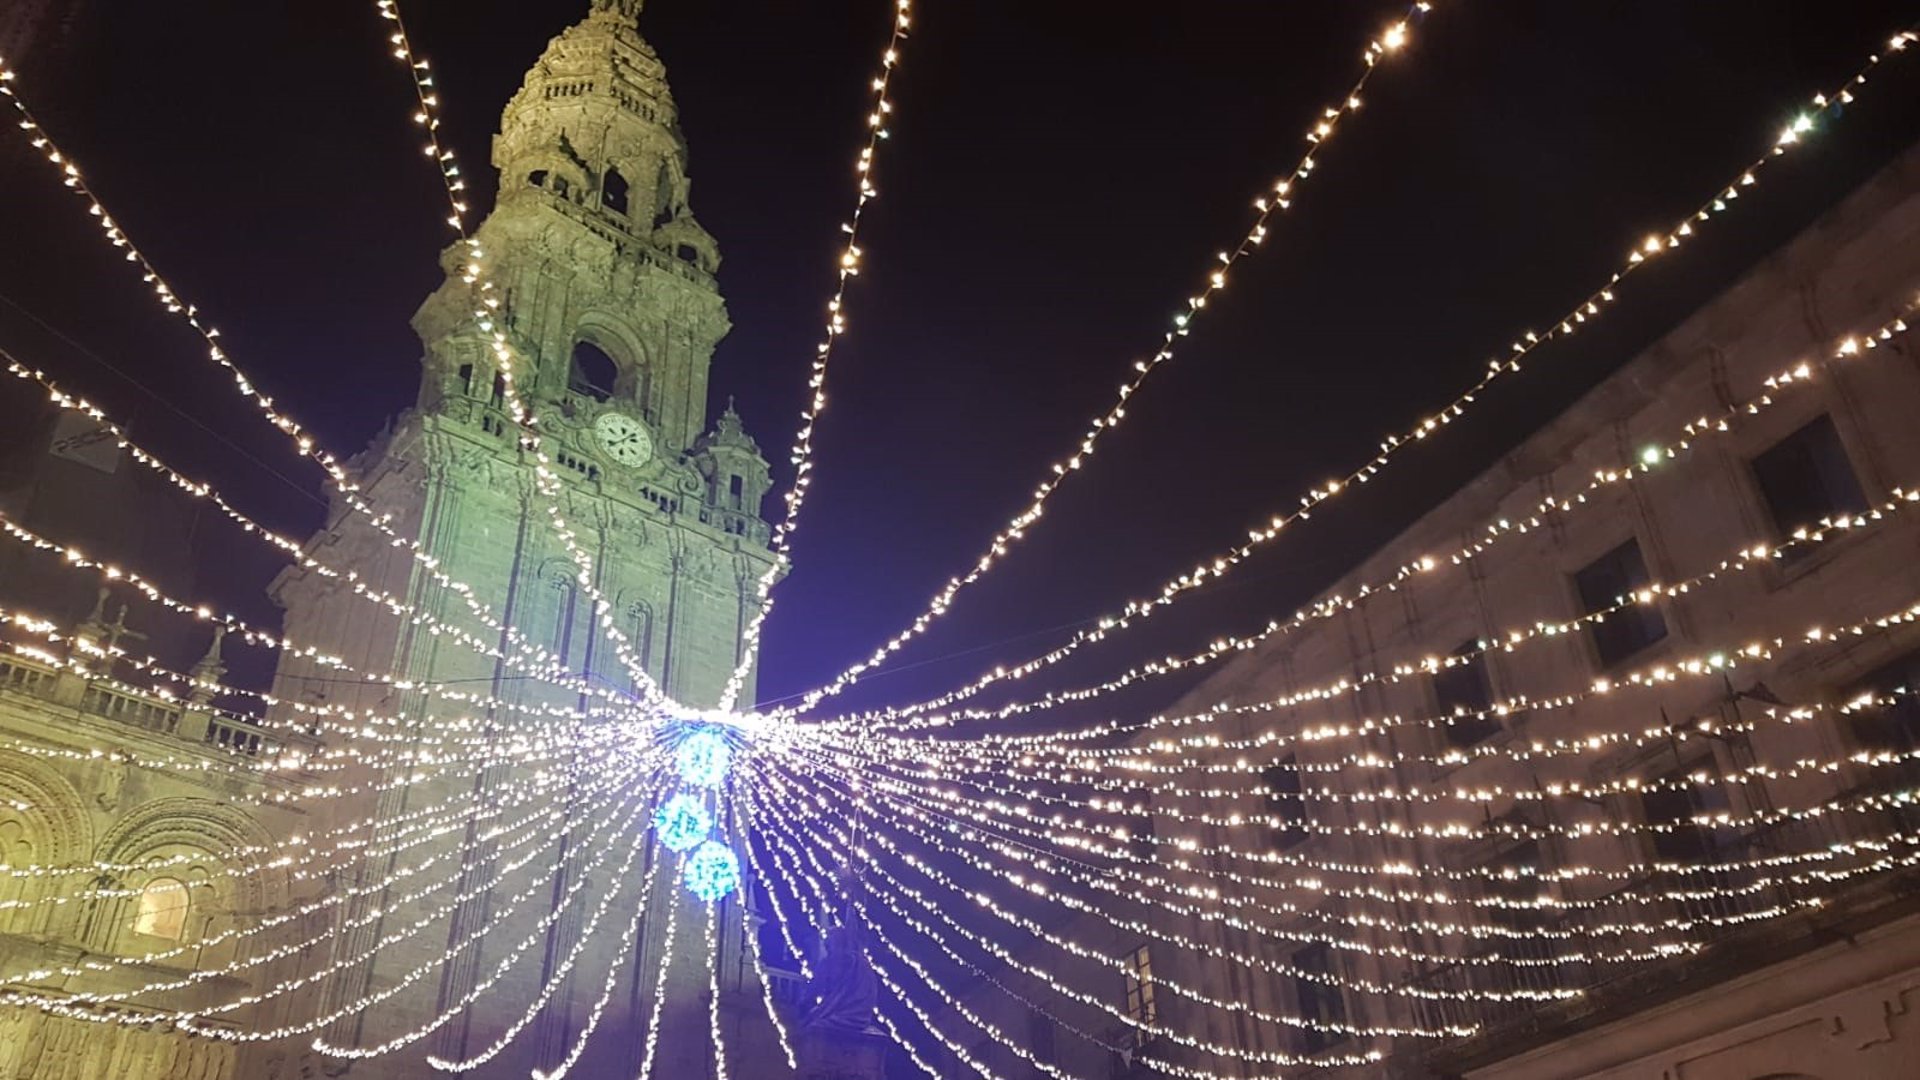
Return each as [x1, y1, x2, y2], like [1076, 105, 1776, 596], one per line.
[675, 727, 733, 788]
[683, 840, 740, 902]
[652, 793, 712, 853]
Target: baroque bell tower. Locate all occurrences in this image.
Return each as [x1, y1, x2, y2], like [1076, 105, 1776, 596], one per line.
[264, 3, 785, 1077]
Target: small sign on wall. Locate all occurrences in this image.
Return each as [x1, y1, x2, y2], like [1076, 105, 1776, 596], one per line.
[47, 412, 121, 474]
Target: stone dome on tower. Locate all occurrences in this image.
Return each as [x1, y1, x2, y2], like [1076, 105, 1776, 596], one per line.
[492, 0, 719, 273]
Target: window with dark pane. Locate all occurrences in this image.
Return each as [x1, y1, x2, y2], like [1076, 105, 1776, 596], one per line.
[1846, 649, 1920, 807]
[1260, 757, 1307, 848]
[1122, 944, 1156, 1025]
[1750, 414, 1868, 558]
[1573, 539, 1667, 667]
[1293, 942, 1347, 1053]
[1434, 638, 1501, 746]
[568, 341, 619, 402]
[602, 167, 630, 215]
[1640, 764, 1733, 863]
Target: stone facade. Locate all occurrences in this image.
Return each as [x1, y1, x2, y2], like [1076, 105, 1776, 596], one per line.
[919, 146, 1920, 1079]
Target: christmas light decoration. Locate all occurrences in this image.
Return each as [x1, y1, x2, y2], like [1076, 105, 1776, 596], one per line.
[786, 2, 1441, 718]
[801, 35, 1919, 732]
[654, 790, 715, 851]
[721, 0, 918, 710]
[675, 725, 734, 788]
[0, 9, 1916, 1079]
[684, 838, 741, 902]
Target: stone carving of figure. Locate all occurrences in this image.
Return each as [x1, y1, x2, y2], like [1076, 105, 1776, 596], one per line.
[800, 923, 880, 1036]
[95, 755, 127, 812]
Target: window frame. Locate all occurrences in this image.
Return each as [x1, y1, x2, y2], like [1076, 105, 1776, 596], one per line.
[1570, 537, 1669, 670]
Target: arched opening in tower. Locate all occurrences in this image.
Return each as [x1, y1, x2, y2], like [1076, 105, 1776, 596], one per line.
[568, 341, 619, 402]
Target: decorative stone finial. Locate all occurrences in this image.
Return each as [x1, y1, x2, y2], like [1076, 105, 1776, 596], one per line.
[588, 0, 646, 24]
[189, 626, 229, 706]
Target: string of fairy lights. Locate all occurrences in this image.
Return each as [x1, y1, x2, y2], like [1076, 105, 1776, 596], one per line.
[0, 4, 1914, 1079]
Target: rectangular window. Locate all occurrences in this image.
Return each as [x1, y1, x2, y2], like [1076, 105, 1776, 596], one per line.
[1574, 539, 1667, 668]
[1292, 942, 1347, 1053]
[1751, 415, 1868, 554]
[1260, 757, 1307, 848]
[1433, 638, 1501, 746]
[1122, 943, 1156, 1026]
[1640, 764, 1733, 863]
[1846, 650, 1920, 803]
[728, 474, 745, 510]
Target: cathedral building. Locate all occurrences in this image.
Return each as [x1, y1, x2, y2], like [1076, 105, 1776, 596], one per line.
[0, 2, 794, 1077]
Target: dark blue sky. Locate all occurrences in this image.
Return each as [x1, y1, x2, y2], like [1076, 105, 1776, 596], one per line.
[1, 2, 1916, 720]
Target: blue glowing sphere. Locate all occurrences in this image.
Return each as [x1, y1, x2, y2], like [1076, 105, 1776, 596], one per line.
[675, 727, 733, 788]
[683, 840, 740, 902]
[652, 793, 712, 853]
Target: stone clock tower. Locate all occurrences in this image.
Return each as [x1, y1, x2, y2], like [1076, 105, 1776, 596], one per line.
[262, 3, 789, 1077]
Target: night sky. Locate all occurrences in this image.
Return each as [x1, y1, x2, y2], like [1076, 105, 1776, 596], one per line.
[1, 2, 1917, 721]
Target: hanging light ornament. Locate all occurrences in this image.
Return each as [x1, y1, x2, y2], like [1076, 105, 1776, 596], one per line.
[653, 793, 713, 852]
[684, 841, 740, 902]
[675, 727, 733, 788]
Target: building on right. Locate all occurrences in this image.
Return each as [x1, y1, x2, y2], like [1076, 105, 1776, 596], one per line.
[1103, 141, 1920, 1080]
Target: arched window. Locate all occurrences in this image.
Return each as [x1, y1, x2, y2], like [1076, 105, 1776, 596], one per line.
[568, 342, 619, 402]
[603, 168, 629, 215]
[677, 244, 700, 265]
[132, 877, 190, 940]
[528, 169, 548, 189]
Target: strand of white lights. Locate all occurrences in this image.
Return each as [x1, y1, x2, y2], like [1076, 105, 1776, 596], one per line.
[772, 755, 1676, 992]
[784, 3, 1435, 718]
[0, 718, 589, 889]
[855, 731, 1893, 925]
[0, 523, 643, 765]
[9, 761, 642, 1023]
[720, 0, 916, 711]
[749, 772, 1407, 1065]
[0, 622, 624, 829]
[427, 803, 665, 1071]
[210, 770, 651, 1048]
[634, 871, 683, 1080]
[868, 458, 1920, 753]
[750, 781, 1396, 1071]
[734, 759, 814, 979]
[372, 0, 666, 702]
[741, 784, 1030, 1080]
[742, 767, 1364, 1069]
[818, 751, 1890, 965]
[716, 791, 797, 1069]
[0, 354, 600, 692]
[756, 764, 1440, 1033]
[0, 66, 600, 702]
[864, 302, 1918, 732]
[811, 30, 1920, 731]
[705, 900, 734, 1080]
[528, 857, 662, 1080]
[0, 603, 635, 749]
[5, 758, 630, 1010]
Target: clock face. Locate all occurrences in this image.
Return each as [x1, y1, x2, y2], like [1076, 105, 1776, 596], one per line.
[593, 411, 654, 469]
